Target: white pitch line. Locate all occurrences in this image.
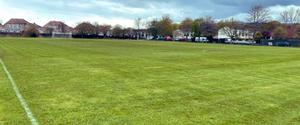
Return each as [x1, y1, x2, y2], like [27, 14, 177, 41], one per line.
[0, 58, 39, 125]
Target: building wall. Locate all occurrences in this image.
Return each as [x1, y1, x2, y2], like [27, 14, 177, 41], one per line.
[218, 29, 230, 39]
[173, 30, 185, 39]
[0, 27, 4, 32]
[45, 26, 60, 32]
[218, 28, 253, 40]
[5, 24, 27, 33]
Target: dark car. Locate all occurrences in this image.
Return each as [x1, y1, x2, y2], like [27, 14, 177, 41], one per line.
[276, 42, 290, 47]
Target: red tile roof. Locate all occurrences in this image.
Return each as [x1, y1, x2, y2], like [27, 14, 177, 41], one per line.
[32, 23, 42, 28]
[44, 21, 71, 28]
[44, 21, 61, 26]
[4, 18, 30, 25]
[44, 21, 73, 32]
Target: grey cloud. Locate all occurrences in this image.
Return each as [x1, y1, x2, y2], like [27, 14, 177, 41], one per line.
[2, 0, 300, 24]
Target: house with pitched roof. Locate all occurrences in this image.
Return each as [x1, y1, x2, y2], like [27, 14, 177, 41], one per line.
[43, 21, 73, 38]
[43, 21, 73, 33]
[4, 18, 30, 33]
[218, 27, 254, 41]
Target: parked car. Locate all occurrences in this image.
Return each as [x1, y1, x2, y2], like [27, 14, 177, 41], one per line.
[195, 37, 208, 42]
[225, 40, 255, 45]
[155, 36, 164, 41]
[165, 36, 172, 41]
[275, 42, 290, 47]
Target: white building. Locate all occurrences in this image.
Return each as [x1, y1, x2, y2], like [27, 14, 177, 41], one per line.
[4, 18, 30, 33]
[173, 29, 185, 40]
[218, 27, 253, 41]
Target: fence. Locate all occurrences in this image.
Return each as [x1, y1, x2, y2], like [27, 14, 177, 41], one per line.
[0, 32, 21, 37]
[261, 39, 300, 47]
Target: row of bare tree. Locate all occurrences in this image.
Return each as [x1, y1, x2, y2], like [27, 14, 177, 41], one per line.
[172, 5, 300, 42]
[145, 5, 300, 41]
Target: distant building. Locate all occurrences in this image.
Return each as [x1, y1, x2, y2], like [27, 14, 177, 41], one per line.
[173, 29, 185, 40]
[43, 21, 73, 38]
[133, 29, 152, 39]
[4, 18, 30, 33]
[218, 27, 253, 41]
[43, 21, 73, 33]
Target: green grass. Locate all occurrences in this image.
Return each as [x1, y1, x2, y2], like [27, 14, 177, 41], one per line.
[0, 37, 300, 125]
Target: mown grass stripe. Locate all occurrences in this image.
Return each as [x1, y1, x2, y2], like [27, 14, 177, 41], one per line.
[0, 58, 39, 125]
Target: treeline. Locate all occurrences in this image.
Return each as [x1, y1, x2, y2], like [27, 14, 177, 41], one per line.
[145, 5, 300, 42]
[22, 5, 300, 42]
[72, 22, 147, 39]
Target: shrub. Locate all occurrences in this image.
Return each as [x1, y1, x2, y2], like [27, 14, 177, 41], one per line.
[22, 26, 39, 37]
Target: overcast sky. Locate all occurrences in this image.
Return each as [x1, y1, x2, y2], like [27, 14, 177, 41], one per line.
[0, 0, 300, 27]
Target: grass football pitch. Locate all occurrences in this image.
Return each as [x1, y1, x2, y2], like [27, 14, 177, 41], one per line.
[1, 38, 300, 125]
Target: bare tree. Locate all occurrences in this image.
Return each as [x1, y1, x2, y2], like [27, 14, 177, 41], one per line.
[135, 18, 142, 30]
[135, 18, 142, 39]
[248, 5, 270, 24]
[23, 25, 39, 37]
[93, 22, 100, 35]
[280, 7, 300, 24]
[147, 19, 159, 38]
[200, 16, 218, 42]
[218, 18, 241, 39]
[112, 24, 123, 38]
[99, 24, 112, 37]
[247, 5, 270, 42]
[179, 18, 193, 38]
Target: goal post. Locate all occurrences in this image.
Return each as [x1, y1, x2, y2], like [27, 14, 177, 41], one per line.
[52, 32, 72, 38]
